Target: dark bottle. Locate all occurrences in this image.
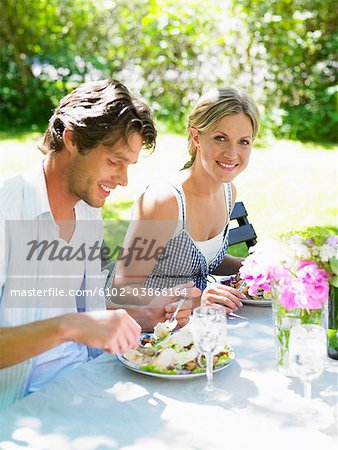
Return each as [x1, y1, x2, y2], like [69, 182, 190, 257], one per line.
[328, 284, 338, 360]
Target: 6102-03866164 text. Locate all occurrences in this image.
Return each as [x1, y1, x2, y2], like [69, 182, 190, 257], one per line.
[105, 286, 188, 301]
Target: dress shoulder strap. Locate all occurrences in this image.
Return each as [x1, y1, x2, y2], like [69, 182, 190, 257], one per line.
[169, 184, 186, 227]
[134, 183, 186, 229]
[224, 183, 232, 217]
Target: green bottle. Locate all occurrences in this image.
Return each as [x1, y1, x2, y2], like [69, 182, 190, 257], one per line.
[328, 258, 338, 360]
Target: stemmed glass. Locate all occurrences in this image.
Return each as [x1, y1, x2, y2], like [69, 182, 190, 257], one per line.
[190, 305, 228, 400]
[288, 324, 328, 422]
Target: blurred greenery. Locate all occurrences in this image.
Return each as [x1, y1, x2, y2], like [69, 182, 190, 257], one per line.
[102, 201, 134, 221]
[226, 243, 250, 258]
[102, 220, 130, 264]
[0, 0, 337, 142]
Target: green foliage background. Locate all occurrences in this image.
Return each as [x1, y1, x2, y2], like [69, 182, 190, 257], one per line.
[0, 0, 337, 142]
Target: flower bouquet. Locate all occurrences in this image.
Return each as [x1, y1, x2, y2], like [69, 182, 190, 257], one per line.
[239, 230, 337, 373]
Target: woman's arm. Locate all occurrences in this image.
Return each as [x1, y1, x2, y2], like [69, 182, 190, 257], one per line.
[113, 184, 183, 301]
[115, 184, 179, 288]
[212, 254, 244, 276]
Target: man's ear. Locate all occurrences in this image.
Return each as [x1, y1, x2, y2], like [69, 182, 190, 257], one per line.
[63, 129, 77, 154]
[189, 127, 200, 150]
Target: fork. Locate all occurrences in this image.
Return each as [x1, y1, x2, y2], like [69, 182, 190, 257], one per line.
[138, 298, 186, 356]
[167, 298, 186, 330]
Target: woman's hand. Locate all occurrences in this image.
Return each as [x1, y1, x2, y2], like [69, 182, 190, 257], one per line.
[144, 281, 201, 330]
[201, 283, 245, 313]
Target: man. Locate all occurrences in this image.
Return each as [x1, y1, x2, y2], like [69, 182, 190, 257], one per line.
[0, 80, 199, 409]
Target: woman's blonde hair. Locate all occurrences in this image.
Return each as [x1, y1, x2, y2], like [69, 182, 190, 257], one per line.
[183, 87, 260, 169]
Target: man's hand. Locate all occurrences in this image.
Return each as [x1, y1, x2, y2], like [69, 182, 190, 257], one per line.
[0, 309, 142, 369]
[63, 309, 141, 354]
[201, 283, 245, 313]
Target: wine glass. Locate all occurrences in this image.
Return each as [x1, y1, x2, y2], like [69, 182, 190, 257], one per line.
[288, 324, 328, 423]
[189, 305, 228, 400]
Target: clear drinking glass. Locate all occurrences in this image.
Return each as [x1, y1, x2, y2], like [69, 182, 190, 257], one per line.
[288, 324, 328, 422]
[190, 305, 228, 400]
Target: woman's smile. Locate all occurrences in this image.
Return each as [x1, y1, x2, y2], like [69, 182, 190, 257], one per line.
[215, 160, 239, 171]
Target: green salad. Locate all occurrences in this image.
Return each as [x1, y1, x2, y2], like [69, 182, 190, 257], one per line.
[123, 326, 235, 375]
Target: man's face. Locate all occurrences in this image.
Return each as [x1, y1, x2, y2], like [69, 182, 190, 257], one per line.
[68, 133, 143, 208]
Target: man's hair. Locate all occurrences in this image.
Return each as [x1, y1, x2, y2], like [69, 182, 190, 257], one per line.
[40, 79, 156, 154]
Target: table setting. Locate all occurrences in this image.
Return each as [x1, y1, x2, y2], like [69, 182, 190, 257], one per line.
[0, 301, 337, 450]
[0, 231, 337, 449]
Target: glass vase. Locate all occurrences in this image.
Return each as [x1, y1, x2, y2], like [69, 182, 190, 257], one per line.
[271, 299, 327, 375]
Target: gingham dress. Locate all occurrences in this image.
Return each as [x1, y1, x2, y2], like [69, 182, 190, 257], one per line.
[144, 183, 232, 291]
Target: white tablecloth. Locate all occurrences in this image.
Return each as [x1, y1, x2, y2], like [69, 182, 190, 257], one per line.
[0, 305, 337, 450]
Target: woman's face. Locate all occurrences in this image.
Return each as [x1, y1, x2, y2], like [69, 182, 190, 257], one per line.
[190, 112, 253, 183]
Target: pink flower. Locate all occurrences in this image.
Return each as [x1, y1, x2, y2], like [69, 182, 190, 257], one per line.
[239, 256, 272, 295]
[239, 239, 331, 311]
[278, 289, 297, 310]
[294, 261, 329, 309]
[274, 266, 298, 310]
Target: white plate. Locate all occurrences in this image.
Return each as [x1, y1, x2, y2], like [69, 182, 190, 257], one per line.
[117, 345, 235, 380]
[216, 275, 271, 307]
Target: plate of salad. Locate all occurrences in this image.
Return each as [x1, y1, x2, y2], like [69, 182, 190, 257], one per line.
[219, 274, 272, 306]
[117, 323, 235, 379]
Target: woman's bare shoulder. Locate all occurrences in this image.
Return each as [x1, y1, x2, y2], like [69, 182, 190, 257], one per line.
[132, 182, 179, 220]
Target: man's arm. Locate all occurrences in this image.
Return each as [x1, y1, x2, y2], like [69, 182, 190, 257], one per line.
[0, 309, 141, 369]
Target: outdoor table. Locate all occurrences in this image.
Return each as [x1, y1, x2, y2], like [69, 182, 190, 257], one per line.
[0, 305, 337, 449]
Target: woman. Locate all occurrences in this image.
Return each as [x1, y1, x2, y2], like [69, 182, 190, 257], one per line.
[114, 87, 260, 314]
